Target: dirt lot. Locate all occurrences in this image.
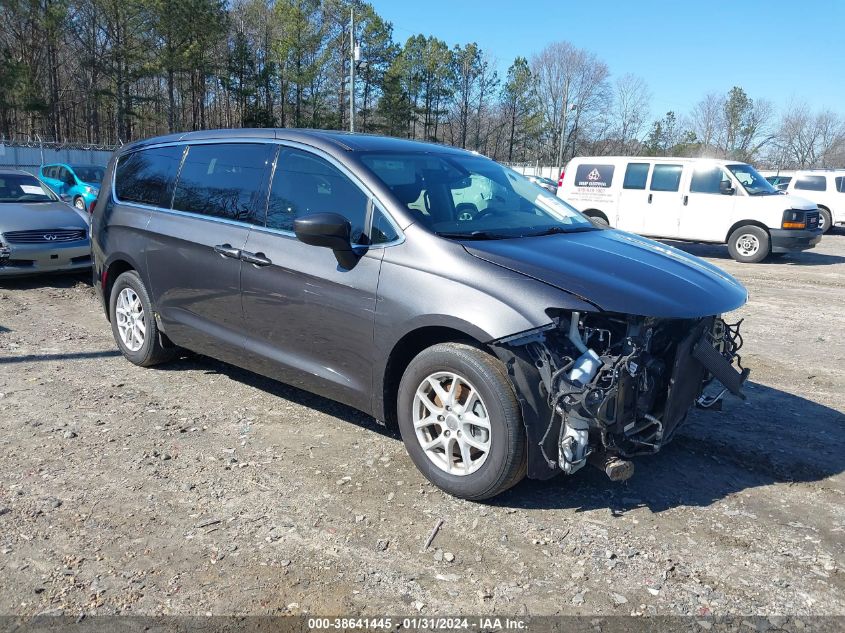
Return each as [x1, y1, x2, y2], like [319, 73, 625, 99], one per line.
[1, 233, 844, 619]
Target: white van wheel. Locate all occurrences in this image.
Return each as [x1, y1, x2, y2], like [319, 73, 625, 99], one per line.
[728, 226, 769, 263]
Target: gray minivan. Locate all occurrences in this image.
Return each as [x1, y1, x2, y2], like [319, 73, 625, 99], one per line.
[92, 129, 749, 500]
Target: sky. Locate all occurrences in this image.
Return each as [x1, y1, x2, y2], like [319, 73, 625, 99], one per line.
[370, 0, 845, 118]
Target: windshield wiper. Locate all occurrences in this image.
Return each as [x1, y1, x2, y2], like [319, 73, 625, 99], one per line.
[435, 230, 510, 240]
[522, 225, 594, 237]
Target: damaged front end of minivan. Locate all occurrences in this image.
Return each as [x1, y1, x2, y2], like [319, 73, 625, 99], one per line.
[492, 310, 749, 481]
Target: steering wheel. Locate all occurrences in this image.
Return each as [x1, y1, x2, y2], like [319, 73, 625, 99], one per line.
[474, 207, 503, 221]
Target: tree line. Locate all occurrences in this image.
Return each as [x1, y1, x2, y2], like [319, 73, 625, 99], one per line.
[1, 0, 843, 170]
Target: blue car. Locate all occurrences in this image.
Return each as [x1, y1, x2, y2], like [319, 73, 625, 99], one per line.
[39, 163, 106, 213]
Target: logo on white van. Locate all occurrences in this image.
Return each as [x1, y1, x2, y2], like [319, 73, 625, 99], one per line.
[575, 164, 615, 188]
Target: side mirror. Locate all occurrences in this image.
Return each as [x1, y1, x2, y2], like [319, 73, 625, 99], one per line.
[720, 181, 735, 196]
[294, 212, 359, 269]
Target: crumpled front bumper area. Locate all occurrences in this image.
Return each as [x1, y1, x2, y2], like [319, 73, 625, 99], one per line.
[492, 312, 748, 481]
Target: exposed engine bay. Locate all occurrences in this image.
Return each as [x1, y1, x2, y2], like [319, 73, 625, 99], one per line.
[493, 310, 748, 481]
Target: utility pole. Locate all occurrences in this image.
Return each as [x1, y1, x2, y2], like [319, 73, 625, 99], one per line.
[556, 78, 570, 181]
[349, 8, 355, 133]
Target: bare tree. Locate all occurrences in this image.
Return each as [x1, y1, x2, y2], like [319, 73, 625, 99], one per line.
[530, 41, 610, 168]
[610, 73, 650, 154]
[689, 92, 724, 155]
[772, 101, 845, 168]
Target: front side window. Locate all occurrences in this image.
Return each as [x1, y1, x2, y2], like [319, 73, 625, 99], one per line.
[267, 147, 371, 243]
[115, 145, 185, 207]
[0, 173, 58, 203]
[650, 164, 683, 192]
[360, 152, 592, 239]
[623, 163, 649, 190]
[794, 175, 827, 192]
[172, 143, 271, 224]
[725, 164, 778, 196]
[690, 165, 732, 194]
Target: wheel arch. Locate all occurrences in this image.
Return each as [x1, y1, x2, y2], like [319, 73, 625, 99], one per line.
[379, 325, 490, 429]
[101, 255, 142, 321]
[725, 219, 770, 244]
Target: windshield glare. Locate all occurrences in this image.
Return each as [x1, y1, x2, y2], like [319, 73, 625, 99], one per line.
[0, 174, 58, 203]
[71, 165, 105, 184]
[726, 164, 778, 196]
[360, 152, 592, 238]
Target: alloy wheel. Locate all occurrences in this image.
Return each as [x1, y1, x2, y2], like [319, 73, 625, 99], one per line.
[412, 371, 491, 476]
[115, 287, 145, 352]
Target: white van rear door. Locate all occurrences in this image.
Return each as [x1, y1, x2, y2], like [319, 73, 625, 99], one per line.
[616, 161, 651, 232]
[679, 164, 736, 241]
[643, 163, 684, 238]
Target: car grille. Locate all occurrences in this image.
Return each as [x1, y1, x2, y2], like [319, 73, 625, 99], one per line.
[1, 229, 87, 244]
[805, 211, 819, 230]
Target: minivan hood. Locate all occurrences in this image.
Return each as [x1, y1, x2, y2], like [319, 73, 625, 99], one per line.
[0, 201, 88, 234]
[463, 229, 747, 318]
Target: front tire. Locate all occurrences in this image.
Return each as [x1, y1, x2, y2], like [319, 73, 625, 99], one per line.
[728, 225, 769, 263]
[109, 270, 176, 367]
[818, 207, 832, 234]
[397, 343, 526, 500]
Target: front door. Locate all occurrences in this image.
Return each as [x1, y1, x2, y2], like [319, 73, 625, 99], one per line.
[643, 163, 684, 238]
[240, 145, 391, 412]
[679, 164, 736, 241]
[144, 141, 272, 364]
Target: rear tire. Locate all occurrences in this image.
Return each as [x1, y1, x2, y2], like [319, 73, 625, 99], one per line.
[728, 225, 769, 263]
[397, 343, 526, 500]
[109, 270, 177, 367]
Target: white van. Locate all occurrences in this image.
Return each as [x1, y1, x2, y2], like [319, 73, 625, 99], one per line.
[558, 157, 822, 263]
[759, 169, 844, 233]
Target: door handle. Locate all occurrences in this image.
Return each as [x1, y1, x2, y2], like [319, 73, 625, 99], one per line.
[213, 244, 241, 259]
[647, 193, 653, 203]
[683, 195, 688, 206]
[241, 250, 272, 267]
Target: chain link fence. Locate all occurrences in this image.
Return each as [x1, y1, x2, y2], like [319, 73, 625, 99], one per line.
[0, 136, 118, 175]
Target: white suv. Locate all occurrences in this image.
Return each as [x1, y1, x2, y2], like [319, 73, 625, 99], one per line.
[774, 170, 844, 233]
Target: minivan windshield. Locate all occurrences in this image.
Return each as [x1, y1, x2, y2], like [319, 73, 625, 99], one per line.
[71, 165, 105, 184]
[360, 152, 592, 239]
[726, 164, 779, 196]
[0, 174, 58, 204]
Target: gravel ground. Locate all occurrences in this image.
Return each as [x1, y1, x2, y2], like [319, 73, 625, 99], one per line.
[0, 233, 843, 618]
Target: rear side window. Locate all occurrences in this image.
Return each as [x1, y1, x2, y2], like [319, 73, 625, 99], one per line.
[115, 145, 185, 207]
[650, 164, 683, 192]
[835, 176, 844, 193]
[267, 147, 370, 243]
[623, 163, 649, 190]
[690, 166, 731, 194]
[172, 143, 271, 224]
[794, 175, 827, 191]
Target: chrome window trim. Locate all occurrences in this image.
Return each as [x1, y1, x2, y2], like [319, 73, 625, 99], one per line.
[110, 137, 405, 249]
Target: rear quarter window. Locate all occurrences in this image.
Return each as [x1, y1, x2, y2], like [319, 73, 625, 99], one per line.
[794, 175, 827, 192]
[836, 176, 845, 193]
[115, 145, 185, 207]
[623, 163, 649, 190]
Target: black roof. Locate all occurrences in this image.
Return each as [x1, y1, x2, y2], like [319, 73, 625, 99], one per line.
[124, 128, 471, 157]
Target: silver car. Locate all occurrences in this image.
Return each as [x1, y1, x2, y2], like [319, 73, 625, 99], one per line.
[0, 169, 91, 277]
